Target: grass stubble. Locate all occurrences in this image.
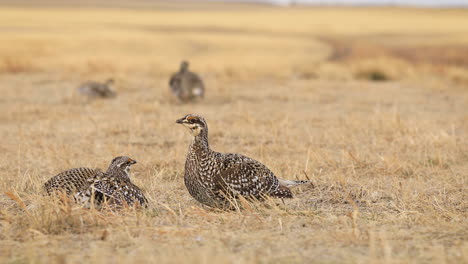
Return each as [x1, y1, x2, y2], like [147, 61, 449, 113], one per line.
[0, 2, 467, 263]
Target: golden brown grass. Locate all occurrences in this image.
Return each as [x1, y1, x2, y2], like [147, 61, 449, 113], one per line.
[0, 2, 467, 263]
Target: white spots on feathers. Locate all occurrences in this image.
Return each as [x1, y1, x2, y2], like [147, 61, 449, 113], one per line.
[179, 114, 308, 209]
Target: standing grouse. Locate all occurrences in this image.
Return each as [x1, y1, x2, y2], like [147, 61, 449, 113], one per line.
[176, 114, 308, 208]
[169, 61, 205, 102]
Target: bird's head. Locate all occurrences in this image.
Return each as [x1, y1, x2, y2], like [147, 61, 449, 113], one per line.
[176, 114, 207, 137]
[180, 61, 189, 72]
[108, 156, 137, 177]
[103, 78, 117, 97]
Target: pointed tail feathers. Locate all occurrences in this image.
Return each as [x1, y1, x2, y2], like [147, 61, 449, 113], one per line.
[278, 179, 309, 187]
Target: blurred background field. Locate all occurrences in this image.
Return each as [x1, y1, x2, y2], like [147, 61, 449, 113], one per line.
[1, 2, 468, 83]
[0, 1, 467, 263]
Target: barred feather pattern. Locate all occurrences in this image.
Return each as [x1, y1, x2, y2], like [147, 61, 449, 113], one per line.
[44, 156, 148, 208]
[44, 167, 102, 195]
[180, 115, 307, 209]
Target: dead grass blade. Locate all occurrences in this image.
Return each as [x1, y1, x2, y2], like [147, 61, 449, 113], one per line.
[5, 190, 28, 211]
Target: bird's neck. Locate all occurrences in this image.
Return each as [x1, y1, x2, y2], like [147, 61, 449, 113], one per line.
[180, 66, 188, 73]
[190, 129, 210, 155]
[106, 167, 130, 179]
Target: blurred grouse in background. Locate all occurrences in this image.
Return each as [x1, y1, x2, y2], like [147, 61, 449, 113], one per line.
[169, 61, 205, 102]
[77, 78, 116, 98]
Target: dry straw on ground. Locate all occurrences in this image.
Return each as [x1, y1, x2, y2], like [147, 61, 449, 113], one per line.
[0, 2, 467, 263]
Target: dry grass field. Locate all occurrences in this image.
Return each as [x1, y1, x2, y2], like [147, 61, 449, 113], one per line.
[0, 1, 467, 263]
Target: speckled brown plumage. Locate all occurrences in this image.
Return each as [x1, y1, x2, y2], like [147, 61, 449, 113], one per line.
[44, 167, 102, 196]
[44, 156, 148, 208]
[75, 173, 148, 208]
[176, 114, 308, 208]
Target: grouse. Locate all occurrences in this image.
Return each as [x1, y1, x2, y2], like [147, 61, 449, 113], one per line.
[169, 61, 205, 102]
[44, 156, 147, 208]
[77, 78, 116, 98]
[176, 114, 308, 208]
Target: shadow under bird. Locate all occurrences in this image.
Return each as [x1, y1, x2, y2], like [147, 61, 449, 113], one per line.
[44, 156, 148, 208]
[77, 78, 117, 98]
[169, 61, 205, 102]
[176, 114, 308, 209]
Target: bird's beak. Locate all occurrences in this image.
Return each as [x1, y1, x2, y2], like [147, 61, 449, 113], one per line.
[176, 118, 185, 124]
[128, 159, 137, 165]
